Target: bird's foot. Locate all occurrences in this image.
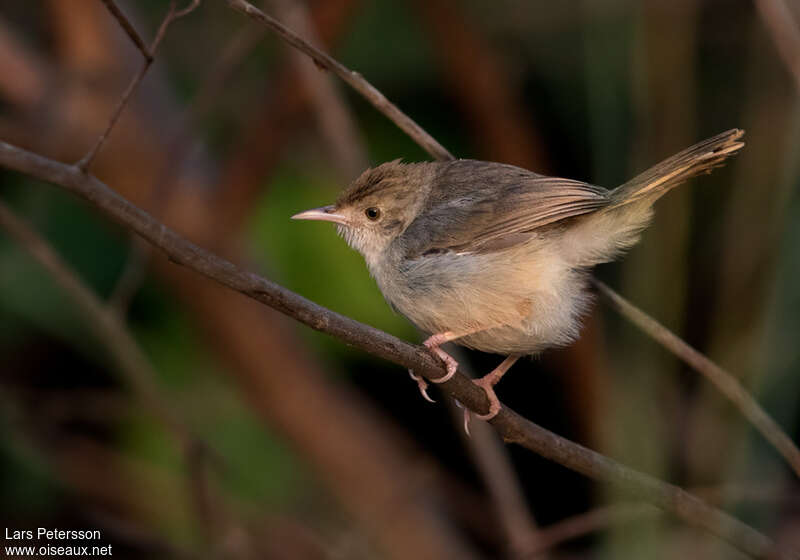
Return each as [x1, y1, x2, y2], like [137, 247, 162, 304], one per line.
[471, 375, 503, 421]
[462, 355, 521, 433]
[422, 333, 458, 384]
[460, 375, 503, 436]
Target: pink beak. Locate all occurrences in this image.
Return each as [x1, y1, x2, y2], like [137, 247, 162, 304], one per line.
[291, 205, 348, 225]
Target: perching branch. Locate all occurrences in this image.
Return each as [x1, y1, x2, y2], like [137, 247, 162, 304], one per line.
[77, 0, 201, 171]
[0, 141, 788, 560]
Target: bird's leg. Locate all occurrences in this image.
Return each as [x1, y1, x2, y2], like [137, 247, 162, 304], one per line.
[408, 328, 484, 402]
[424, 331, 461, 383]
[471, 354, 520, 421]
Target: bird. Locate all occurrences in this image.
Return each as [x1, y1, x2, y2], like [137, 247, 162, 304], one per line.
[292, 129, 745, 422]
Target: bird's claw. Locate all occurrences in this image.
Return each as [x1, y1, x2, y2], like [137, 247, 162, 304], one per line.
[423, 341, 458, 384]
[472, 375, 502, 421]
[458, 380, 502, 437]
[408, 369, 435, 403]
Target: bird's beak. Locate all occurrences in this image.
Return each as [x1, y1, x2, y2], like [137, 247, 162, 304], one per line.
[291, 205, 348, 225]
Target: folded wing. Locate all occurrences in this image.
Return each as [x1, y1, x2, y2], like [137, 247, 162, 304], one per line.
[398, 160, 610, 259]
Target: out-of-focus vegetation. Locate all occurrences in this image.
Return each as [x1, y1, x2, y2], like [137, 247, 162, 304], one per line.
[1, 0, 799, 558]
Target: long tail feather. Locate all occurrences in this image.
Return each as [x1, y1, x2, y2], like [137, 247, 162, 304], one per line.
[608, 129, 745, 208]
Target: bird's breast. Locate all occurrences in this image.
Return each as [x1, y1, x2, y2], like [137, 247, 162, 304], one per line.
[367, 243, 592, 355]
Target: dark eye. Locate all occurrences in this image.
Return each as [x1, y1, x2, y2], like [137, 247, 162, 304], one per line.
[365, 207, 381, 221]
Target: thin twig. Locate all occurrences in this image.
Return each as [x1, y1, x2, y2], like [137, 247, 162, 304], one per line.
[754, 0, 800, 92]
[77, 0, 201, 171]
[592, 279, 800, 479]
[0, 142, 789, 560]
[100, 0, 152, 61]
[224, 0, 454, 162]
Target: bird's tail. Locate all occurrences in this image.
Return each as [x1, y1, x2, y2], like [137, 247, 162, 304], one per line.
[607, 128, 745, 209]
[562, 129, 745, 267]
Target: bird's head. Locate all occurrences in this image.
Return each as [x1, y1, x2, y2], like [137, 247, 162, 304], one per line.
[292, 160, 431, 265]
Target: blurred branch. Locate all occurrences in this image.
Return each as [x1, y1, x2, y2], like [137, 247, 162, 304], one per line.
[0, 141, 786, 560]
[77, 0, 201, 171]
[412, 0, 547, 168]
[755, 0, 800, 92]
[0, 198, 257, 556]
[0, 199, 188, 442]
[271, 0, 368, 177]
[450, 399, 544, 558]
[593, 279, 800, 479]
[527, 503, 656, 558]
[526, 484, 800, 557]
[224, 0, 454, 161]
[108, 236, 149, 313]
[109, 20, 265, 316]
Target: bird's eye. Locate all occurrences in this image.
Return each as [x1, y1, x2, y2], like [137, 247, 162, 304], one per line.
[365, 207, 381, 221]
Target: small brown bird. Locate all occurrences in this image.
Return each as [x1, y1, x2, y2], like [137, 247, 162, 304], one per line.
[292, 129, 744, 421]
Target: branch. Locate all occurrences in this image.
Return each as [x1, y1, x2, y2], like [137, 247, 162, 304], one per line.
[0, 141, 789, 560]
[224, 0, 454, 162]
[592, 279, 800, 478]
[528, 503, 656, 557]
[77, 0, 201, 171]
[527, 484, 799, 557]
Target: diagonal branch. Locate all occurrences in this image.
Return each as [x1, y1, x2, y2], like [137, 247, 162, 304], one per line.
[0, 197, 214, 461]
[0, 197, 250, 554]
[224, 0, 454, 162]
[77, 0, 201, 171]
[0, 140, 790, 560]
[592, 279, 800, 478]
[100, 0, 152, 61]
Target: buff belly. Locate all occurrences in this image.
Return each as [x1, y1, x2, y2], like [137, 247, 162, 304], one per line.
[373, 239, 592, 356]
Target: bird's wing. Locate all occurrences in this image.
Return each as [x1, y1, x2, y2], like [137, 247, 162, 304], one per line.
[398, 160, 610, 259]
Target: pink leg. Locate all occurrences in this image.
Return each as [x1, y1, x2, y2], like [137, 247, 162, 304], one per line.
[409, 327, 500, 404]
[423, 331, 462, 384]
[471, 354, 520, 421]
